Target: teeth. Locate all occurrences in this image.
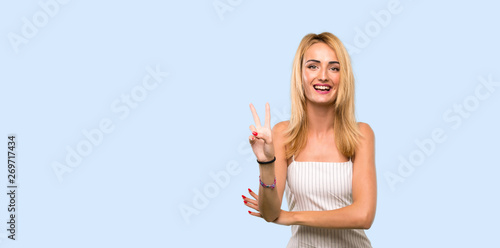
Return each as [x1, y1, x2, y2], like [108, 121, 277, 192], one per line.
[314, 85, 331, 90]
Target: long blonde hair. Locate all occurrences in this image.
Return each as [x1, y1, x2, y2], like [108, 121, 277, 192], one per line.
[284, 32, 361, 159]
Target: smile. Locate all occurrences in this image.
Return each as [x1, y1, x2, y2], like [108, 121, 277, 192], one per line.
[313, 84, 332, 94]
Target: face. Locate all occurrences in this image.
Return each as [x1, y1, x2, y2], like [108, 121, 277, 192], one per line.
[302, 42, 340, 105]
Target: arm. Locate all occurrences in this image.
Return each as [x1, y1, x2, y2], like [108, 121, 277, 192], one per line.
[287, 122, 377, 229]
[258, 121, 289, 222]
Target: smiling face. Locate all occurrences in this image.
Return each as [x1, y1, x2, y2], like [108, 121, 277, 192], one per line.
[302, 42, 340, 105]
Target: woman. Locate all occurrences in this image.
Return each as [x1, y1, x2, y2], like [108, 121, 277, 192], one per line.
[242, 32, 376, 247]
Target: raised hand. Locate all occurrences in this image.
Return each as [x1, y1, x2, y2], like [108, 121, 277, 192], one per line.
[249, 102, 275, 162]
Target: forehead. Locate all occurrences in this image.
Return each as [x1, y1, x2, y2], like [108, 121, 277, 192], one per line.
[303, 42, 338, 62]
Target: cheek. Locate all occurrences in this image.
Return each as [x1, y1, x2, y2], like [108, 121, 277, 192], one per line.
[303, 71, 314, 83]
[330, 73, 340, 85]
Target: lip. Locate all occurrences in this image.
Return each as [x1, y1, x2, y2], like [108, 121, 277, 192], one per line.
[314, 89, 330, 94]
[313, 84, 332, 94]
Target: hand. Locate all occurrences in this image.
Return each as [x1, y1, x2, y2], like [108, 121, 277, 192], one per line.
[249, 102, 275, 162]
[242, 188, 294, 226]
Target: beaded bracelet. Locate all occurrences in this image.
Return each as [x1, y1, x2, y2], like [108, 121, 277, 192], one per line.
[259, 175, 276, 189]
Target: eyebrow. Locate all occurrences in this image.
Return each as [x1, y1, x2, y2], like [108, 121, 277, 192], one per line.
[305, 59, 340, 64]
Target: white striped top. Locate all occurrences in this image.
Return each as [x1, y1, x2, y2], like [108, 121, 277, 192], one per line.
[285, 155, 372, 248]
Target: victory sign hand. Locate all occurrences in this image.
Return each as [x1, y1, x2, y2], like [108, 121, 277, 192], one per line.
[249, 102, 275, 162]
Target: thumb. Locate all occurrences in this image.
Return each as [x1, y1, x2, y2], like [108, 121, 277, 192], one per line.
[254, 132, 272, 144]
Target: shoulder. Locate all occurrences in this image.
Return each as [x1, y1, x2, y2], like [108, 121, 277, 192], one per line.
[357, 122, 375, 141]
[272, 121, 290, 143]
[353, 122, 375, 161]
[272, 120, 290, 132]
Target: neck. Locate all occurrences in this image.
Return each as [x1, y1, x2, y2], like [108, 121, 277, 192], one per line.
[305, 101, 336, 138]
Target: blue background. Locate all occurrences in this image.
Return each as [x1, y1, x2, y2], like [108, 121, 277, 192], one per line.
[1, 0, 499, 247]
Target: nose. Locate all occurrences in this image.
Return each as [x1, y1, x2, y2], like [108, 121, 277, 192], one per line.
[318, 67, 328, 82]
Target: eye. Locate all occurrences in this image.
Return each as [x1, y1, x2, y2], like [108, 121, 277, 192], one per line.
[330, 67, 340, 71]
[307, 65, 318, 69]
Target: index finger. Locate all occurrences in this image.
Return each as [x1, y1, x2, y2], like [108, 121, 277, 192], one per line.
[249, 103, 262, 128]
[248, 188, 259, 200]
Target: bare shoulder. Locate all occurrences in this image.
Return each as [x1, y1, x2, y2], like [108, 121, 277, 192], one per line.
[357, 122, 375, 140]
[353, 122, 375, 163]
[272, 120, 290, 137]
[272, 121, 290, 150]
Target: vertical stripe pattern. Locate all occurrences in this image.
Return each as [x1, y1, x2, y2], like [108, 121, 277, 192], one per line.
[285, 155, 372, 248]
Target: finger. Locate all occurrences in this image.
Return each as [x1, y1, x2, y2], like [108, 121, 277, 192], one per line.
[248, 211, 263, 218]
[250, 125, 266, 141]
[244, 199, 260, 211]
[249, 125, 257, 133]
[252, 131, 269, 144]
[248, 135, 256, 145]
[248, 189, 259, 200]
[243, 197, 258, 205]
[265, 102, 271, 128]
[249, 103, 262, 128]
[243, 200, 260, 212]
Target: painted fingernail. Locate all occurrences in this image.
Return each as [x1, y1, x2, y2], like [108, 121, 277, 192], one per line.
[252, 131, 258, 136]
[248, 211, 251, 214]
[242, 195, 246, 198]
[248, 188, 252, 192]
[244, 201, 247, 204]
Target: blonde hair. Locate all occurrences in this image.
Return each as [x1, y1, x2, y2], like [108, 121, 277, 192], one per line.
[284, 32, 361, 159]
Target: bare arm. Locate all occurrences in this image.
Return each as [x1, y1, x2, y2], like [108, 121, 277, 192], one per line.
[258, 121, 289, 222]
[287, 122, 377, 229]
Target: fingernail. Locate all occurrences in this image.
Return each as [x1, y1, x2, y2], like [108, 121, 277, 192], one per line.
[248, 188, 252, 192]
[242, 195, 246, 198]
[244, 201, 247, 204]
[248, 211, 251, 214]
[252, 131, 258, 136]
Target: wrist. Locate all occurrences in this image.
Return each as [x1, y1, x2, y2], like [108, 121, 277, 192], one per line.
[289, 211, 300, 225]
[257, 156, 276, 164]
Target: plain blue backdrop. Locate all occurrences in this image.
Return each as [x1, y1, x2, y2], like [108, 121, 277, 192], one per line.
[1, 0, 499, 247]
